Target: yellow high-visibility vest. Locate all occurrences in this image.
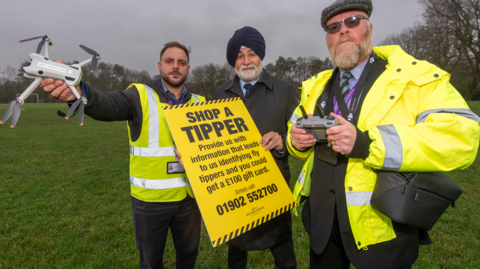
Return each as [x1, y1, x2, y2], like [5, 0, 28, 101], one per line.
[128, 83, 205, 202]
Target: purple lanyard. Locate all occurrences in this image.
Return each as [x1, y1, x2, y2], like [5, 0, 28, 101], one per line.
[333, 79, 358, 116]
[319, 52, 376, 122]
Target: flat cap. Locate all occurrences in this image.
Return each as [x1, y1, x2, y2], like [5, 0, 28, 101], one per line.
[321, 0, 373, 29]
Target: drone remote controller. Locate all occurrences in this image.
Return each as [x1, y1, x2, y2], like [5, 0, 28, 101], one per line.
[295, 105, 340, 143]
[0, 35, 101, 128]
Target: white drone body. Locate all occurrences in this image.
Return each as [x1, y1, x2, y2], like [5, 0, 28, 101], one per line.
[0, 35, 101, 128]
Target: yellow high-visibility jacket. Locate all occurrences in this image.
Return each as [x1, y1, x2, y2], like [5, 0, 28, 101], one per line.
[287, 45, 480, 249]
[128, 83, 205, 202]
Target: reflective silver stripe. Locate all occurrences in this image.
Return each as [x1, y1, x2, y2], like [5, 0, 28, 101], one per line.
[130, 145, 175, 157]
[145, 85, 159, 148]
[346, 191, 373, 206]
[130, 176, 186, 189]
[289, 113, 301, 124]
[378, 125, 403, 171]
[297, 172, 305, 185]
[191, 94, 201, 103]
[417, 108, 480, 124]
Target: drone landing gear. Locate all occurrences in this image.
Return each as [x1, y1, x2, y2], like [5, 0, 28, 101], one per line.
[0, 77, 42, 128]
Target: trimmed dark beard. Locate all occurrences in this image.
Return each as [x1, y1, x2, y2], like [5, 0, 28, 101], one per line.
[161, 71, 187, 88]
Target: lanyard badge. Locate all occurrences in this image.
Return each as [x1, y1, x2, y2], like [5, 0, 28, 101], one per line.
[167, 161, 185, 174]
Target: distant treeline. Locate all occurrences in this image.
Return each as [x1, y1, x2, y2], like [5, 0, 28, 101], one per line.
[0, 62, 151, 104]
[0, 56, 333, 103]
[186, 56, 334, 99]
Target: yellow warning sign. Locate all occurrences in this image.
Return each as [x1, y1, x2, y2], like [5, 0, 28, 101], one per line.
[163, 98, 296, 247]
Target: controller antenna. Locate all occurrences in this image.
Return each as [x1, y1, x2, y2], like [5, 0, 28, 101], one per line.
[315, 105, 325, 118]
[299, 105, 308, 119]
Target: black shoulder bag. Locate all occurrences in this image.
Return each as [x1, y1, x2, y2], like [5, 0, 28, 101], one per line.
[371, 171, 463, 230]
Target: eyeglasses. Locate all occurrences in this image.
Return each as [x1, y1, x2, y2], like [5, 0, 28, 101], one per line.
[324, 14, 368, 34]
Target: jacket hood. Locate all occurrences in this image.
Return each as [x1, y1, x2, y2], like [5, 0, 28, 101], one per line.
[373, 45, 449, 83]
[145, 78, 167, 98]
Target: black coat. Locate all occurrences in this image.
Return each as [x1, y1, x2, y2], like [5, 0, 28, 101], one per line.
[83, 78, 196, 142]
[214, 70, 299, 250]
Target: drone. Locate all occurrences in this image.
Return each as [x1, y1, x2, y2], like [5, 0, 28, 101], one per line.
[0, 35, 101, 128]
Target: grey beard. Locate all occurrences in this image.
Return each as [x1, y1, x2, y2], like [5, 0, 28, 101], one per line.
[329, 39, 372, 70]
[235, 61, 263, 82]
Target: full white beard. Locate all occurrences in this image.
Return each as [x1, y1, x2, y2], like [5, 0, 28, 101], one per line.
[329, 35, 372, 70]
[235, 61, 263, 82]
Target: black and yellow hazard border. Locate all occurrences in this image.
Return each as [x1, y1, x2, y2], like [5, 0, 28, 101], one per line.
[162, 97, 242, 110]
[212, 201, 296, 247]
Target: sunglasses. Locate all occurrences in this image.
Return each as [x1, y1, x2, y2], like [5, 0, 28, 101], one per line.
[324, 14, 368, 34]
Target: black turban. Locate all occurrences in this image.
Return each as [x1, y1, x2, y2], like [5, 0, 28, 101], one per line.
[226, 26, 266, 67]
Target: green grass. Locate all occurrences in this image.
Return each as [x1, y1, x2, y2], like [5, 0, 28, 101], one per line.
[0, 102, 479, 268]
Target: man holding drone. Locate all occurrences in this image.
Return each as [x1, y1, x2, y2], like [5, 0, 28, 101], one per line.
[40, 41, 205, 269]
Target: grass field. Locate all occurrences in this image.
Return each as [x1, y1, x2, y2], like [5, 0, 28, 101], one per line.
[0, 102, 479, 268]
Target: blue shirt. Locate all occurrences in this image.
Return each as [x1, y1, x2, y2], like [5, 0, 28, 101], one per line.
[339, 59, 368, 91]
[161, 80, 188, 105]
[338, 59, 368, 106]
[239, 76, 260, 97]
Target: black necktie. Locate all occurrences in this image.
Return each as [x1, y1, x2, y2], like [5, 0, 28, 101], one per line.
[244, 83, 253, 97]
[340, 72, 353, 98]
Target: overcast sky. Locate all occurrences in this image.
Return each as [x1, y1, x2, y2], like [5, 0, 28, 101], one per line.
[0, 0, 423, 76]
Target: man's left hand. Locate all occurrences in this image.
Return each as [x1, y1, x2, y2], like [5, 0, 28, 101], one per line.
[260, 132, 283, 151]
[326, 113, 356, 155]
[174, 148, 184, 166]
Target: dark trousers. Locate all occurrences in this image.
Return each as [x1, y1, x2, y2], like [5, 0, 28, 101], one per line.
[228, 238, 297, 269]
[131, 196, 201, 269]
[309, 210, 413, 269]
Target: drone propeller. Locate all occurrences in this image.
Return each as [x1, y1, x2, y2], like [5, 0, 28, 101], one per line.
[77, 100, 85, 125]
[0, 100, 15, 125]
[58, 98, 85, 125]
[79, 44, 100, 72]
[11, 103, 22, 128]
[0, 100, 22, 128]
[19, 35, 50, 54]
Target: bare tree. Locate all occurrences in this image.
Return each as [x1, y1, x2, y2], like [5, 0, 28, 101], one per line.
[0, 65, 18, 103]
[379, 23, 428, 58]
[419, 0, 480, 99]
[295, 57, 309, 84]
[188, 63, 234, 99]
